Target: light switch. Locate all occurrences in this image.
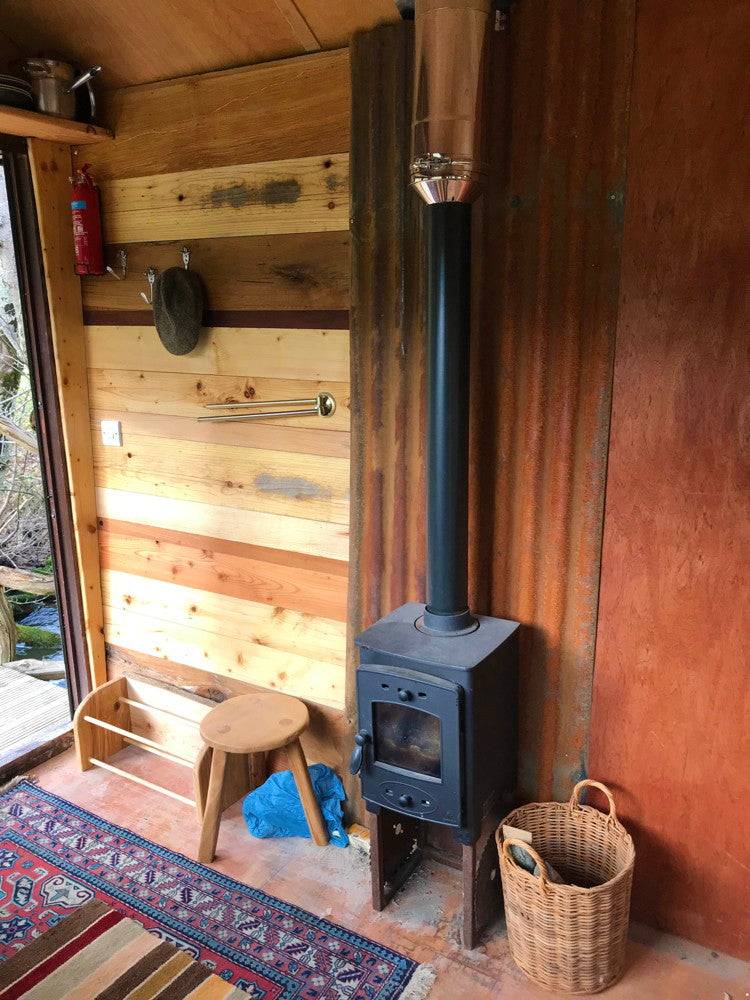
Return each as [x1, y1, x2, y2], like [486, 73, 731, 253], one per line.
[100, 419, 122, 446]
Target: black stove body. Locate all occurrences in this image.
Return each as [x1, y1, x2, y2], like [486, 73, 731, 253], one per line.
[354, 603, 518, 845]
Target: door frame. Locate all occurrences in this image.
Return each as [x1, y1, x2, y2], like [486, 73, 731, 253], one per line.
[1, 136, 91, 720]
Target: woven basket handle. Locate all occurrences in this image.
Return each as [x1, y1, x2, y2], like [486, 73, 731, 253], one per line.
[499, 835, 550, 892]
[569, 779, 618, 824]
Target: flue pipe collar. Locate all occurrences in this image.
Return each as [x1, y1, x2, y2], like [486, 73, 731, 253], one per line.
[411, 0, 492, 204]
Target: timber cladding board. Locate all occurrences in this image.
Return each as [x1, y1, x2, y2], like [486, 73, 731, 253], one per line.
[99, 154, 349, 244]
[27, 140, 108, 688]
[102, 569, 345, 666]
[80, 232, 350, 315]
[95, 489, 349, 563]
[85, 325, 350, 382]
[87, 370, 350, 432]
[97, 520, 348, 623]
[103, 604, 344, 710]
[90, 410, 350, 459]
[91, 431, 350, 524]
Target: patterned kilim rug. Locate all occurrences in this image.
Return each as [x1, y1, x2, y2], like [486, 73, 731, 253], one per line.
[0, 781, 425, 999]
[0, 899, 248, 998]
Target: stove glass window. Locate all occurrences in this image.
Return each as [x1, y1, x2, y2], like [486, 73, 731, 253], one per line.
[373, 702, 441, 778]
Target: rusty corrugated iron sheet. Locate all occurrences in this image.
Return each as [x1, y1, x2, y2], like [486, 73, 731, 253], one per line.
[471, 0, 636, 801]
[348, 3, 636, 811]
[347, 24, 427, 818]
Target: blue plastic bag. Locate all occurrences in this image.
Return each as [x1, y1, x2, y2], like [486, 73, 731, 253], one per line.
[242, 763, 349, 848]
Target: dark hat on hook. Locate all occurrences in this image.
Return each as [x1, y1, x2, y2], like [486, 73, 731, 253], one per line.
[152, 265, 205, 356]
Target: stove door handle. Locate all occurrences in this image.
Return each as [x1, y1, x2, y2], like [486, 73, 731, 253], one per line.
[349, 730, 371, 775]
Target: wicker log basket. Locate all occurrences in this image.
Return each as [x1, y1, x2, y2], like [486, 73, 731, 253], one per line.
[496, 780, 635, 994]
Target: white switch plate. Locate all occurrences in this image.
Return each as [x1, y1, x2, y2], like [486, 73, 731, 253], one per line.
[100, 419, 122, 446]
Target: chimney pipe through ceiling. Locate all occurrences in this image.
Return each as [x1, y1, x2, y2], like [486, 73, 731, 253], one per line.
[411, 0, 491, 634]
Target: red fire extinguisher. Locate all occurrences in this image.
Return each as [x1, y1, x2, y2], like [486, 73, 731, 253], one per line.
[70, 164, 105, 276]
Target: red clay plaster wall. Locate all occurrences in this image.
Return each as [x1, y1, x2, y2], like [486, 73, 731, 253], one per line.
[590, 0, 750, 959]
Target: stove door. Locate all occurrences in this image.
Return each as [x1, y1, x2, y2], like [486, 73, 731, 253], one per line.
[356, 664, 462, 827]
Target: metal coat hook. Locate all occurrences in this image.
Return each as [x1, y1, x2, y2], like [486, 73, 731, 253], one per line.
[139, 266, 157, 305]
[106, 248, 128, 280]
[181, 246, 191, 269]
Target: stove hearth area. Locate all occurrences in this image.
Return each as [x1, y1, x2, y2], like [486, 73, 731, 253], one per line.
[352, 604, 518, 948]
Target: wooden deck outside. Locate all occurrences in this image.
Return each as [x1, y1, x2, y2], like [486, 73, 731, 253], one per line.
[0, 668, 70, 761]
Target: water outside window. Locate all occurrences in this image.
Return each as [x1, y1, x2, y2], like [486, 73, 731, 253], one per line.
[0, 153, 71, 761]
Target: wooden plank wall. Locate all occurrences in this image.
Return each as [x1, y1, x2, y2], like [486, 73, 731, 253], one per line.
[81, 49, 351, 758]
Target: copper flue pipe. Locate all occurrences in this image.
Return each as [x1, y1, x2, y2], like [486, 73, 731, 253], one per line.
[411, 0, 492, 204]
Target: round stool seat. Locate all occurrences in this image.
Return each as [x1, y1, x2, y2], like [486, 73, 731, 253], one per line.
[200, 692, 309, 754]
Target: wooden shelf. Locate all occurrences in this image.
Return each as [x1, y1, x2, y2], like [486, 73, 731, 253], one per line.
[0, 105, 112, 144]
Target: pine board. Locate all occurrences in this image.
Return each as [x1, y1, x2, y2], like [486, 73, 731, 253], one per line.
[91, 410, 350, 459]
[81, 232, 350, 314]
[102, 569, 345, 666]
[101, 154, 349, 244]
[92, 433, 350, 524]
[84, 325, 350, 382]
[98, 520, 349, 621]
[103, 604, 344, 709]
[95, 488, 349, 562]
[87, 370, 350, 431]
[28, 140, 108, 687]
[84, 49, 350, 177]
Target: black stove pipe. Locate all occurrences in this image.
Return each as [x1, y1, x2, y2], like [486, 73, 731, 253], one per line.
[421, 201, 476, 634]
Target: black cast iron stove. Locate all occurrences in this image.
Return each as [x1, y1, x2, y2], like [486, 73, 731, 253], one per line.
[354, 603, 518, 844]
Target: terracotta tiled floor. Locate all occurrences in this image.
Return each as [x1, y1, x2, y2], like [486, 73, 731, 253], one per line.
[26, 749, 750, 999]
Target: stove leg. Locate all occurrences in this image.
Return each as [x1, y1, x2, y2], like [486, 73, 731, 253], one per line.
[460, 808, 504, 949]
[368, 807, 423, 911]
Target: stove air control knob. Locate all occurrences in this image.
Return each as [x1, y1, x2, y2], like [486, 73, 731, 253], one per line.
[398, 689, 413, 702]
[398, 794, 413, 808]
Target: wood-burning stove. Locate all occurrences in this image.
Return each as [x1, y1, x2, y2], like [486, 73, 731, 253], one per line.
[354, 604, 518, 843]
[350, 0, 520, 948]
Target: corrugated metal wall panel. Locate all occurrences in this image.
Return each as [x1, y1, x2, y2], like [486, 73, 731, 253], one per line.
[472, 1, 636, 801]
[346, 23, 426, 816]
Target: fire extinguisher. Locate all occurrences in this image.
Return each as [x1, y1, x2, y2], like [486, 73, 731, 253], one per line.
[70, 164, 105, 276]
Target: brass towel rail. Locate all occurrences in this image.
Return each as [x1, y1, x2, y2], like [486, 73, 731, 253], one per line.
[198, 391, 336, 423]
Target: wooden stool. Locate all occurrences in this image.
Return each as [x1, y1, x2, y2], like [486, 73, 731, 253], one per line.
[196, 692, 329, 862]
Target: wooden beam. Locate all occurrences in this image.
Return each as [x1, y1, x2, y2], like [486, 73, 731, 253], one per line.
[274, 0, 321, 52]
[28, 139, 107, 688]
[84, 49, 350, 181]
[0, 414, 37, 452]
[0, 106, 112, 144]
[0, 566, 55, 595]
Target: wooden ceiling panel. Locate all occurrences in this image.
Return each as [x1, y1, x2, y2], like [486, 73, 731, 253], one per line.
[0, 30, 21, 73]
[0, 0, 400, 88]
[295, 0, 399, 48]
[0, 0, 309, 88]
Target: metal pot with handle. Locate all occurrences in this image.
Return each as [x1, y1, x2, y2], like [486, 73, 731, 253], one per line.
[23, 58, 101, 120]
